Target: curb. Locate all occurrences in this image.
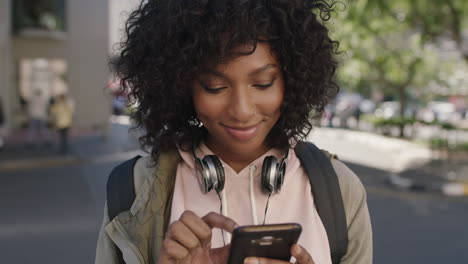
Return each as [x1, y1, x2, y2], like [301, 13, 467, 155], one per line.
[387, 173, 468, 196]
[0, 149, 145, 172]
[0, 155, 83, 172]
[309, 127, 433, 173]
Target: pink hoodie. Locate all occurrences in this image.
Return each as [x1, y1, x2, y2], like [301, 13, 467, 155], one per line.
[170, 142, 332, 264]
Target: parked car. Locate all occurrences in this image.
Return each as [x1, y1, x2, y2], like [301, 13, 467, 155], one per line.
[374, 101, 416, 119]
[334, 92, 362, 119]
[359, 99, 376, 114]
[417, 101, 460, 123]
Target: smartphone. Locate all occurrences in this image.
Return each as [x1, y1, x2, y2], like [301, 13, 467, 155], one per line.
[227, 223, 302, 264]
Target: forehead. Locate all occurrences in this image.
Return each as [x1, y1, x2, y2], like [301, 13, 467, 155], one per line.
[203, 42, 280, 75]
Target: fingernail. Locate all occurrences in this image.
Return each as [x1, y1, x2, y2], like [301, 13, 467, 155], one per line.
[244, 257, 259, 264]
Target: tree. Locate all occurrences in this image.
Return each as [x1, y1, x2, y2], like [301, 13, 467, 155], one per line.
[394, 0, 468, 62]
[330, 0, 468, 136]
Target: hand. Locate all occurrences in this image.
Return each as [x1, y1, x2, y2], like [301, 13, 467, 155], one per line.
[243, 244, 315, 264]
[158, 211, 238, 264]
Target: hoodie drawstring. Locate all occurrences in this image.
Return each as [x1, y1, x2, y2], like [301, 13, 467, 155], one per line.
[249, 164, 259, 225]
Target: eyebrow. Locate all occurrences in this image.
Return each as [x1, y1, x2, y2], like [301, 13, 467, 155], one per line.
[201, 64, 278, 78]
[248, 64, 278, 76]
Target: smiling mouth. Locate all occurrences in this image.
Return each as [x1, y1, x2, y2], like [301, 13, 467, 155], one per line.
[223, 124, 260, 141]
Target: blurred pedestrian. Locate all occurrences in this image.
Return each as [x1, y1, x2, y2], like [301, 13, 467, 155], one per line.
[26, 89, 51, 147]
[96, 1, 372, 264]
[354, 106, 362, 129]
[50, 93, 74, 154]
[0, 96, 4, 150]
[112, 95, 127, 116]
[327, 104, 336, 128]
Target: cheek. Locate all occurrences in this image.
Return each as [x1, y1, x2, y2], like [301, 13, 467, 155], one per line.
[261, 87, 284, 117]
[193, 93, 224, 123]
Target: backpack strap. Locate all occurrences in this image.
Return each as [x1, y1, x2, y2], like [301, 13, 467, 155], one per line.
[294, 141, 348, 264]
[106, 155, 142, 264]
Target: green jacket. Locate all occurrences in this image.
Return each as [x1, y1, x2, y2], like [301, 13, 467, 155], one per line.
[95, 149, 373, 264]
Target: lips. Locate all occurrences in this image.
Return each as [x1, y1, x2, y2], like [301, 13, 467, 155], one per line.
[223, 124, 259, 141]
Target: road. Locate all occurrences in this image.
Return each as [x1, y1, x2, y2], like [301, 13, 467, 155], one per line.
[1, 130, 467, 263]
[0, 160, 118, 263]
[347, 162, 468, 264]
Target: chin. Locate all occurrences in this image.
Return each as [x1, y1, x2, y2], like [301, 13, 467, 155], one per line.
[231, 139, 266, 153]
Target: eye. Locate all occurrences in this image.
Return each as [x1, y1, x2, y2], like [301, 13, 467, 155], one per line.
[254, 82, 273, 89]
[200, 81, 227, 93]
[254, 79, 276, 89]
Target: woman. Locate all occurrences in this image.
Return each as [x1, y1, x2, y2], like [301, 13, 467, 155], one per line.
[0, 96, 4, 150]
[96, 1, 372, 264]
[50, 93, 74, 154]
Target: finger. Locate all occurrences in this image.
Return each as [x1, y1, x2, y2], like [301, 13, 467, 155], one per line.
[179, 211, 212, 248]
[202, 212, 239, 234]
[160, 238, 189, 261]
[210, 245, 231, 264]
[166, 220, 200, 250]
[291, 244, 315, 264]
[243, 257, 290, 264]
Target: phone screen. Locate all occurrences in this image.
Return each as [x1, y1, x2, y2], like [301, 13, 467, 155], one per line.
[227, 223, 302, 264]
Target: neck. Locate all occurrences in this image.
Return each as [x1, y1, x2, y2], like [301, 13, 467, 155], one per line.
[205, 140, 270, 173]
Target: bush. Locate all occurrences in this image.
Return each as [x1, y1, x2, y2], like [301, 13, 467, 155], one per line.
[419, 120, 456, 130]
[370, 117, 416, 128]
[430, 138, 448, 150]
[429, 138, 468, 152]
[454, 142, 468, 152]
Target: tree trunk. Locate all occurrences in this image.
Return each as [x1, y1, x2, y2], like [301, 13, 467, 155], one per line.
[398, 85, 406, 138]
[447, 2, 468, 64]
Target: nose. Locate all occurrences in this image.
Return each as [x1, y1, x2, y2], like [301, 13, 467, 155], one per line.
[227, 86, 256, 123]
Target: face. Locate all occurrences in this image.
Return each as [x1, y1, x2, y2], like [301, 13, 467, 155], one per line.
[192, 42, 285, 158]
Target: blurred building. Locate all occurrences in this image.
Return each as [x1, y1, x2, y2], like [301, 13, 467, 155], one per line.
[0, 0, 138, 136]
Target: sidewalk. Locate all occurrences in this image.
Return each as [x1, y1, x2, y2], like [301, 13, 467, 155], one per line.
[308, 127, 468, 196]
[0, 116, 144, 171]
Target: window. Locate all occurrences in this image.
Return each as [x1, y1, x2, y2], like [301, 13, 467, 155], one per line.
[12, 0, 66, 34]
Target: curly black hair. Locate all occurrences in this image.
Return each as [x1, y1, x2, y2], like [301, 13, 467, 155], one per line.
[113, 0, 340, 156]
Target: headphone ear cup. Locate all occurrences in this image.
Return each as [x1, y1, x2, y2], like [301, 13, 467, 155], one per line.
[276, 159, 287, 192]
[261, 156, 278, 194]
[204, 155, 225, 193]
[195, 157, 211, 193]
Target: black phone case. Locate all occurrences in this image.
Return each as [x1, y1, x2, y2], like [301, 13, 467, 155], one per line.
[227, 223, 302, 264]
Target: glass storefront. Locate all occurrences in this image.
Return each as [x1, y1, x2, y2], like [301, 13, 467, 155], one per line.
[12, 0, 66, 34]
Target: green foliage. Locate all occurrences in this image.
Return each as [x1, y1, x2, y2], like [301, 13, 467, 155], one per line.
[331, 0, 468, 104]
[364, 113, 463, 140]
[440, 122, 457, 130]
[369, 116, 416, 128]
[430, 138, 449, 150]
[456, 142, 468, 152]
[429, 138, 468, 152]
[418, 120, 457, 130]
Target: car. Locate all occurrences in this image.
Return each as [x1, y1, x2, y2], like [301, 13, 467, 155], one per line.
[419, 101, 460, 123]
[374, 101, 416, 119]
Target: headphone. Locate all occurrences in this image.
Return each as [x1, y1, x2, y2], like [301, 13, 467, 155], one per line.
[192, 142, 289, 195]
